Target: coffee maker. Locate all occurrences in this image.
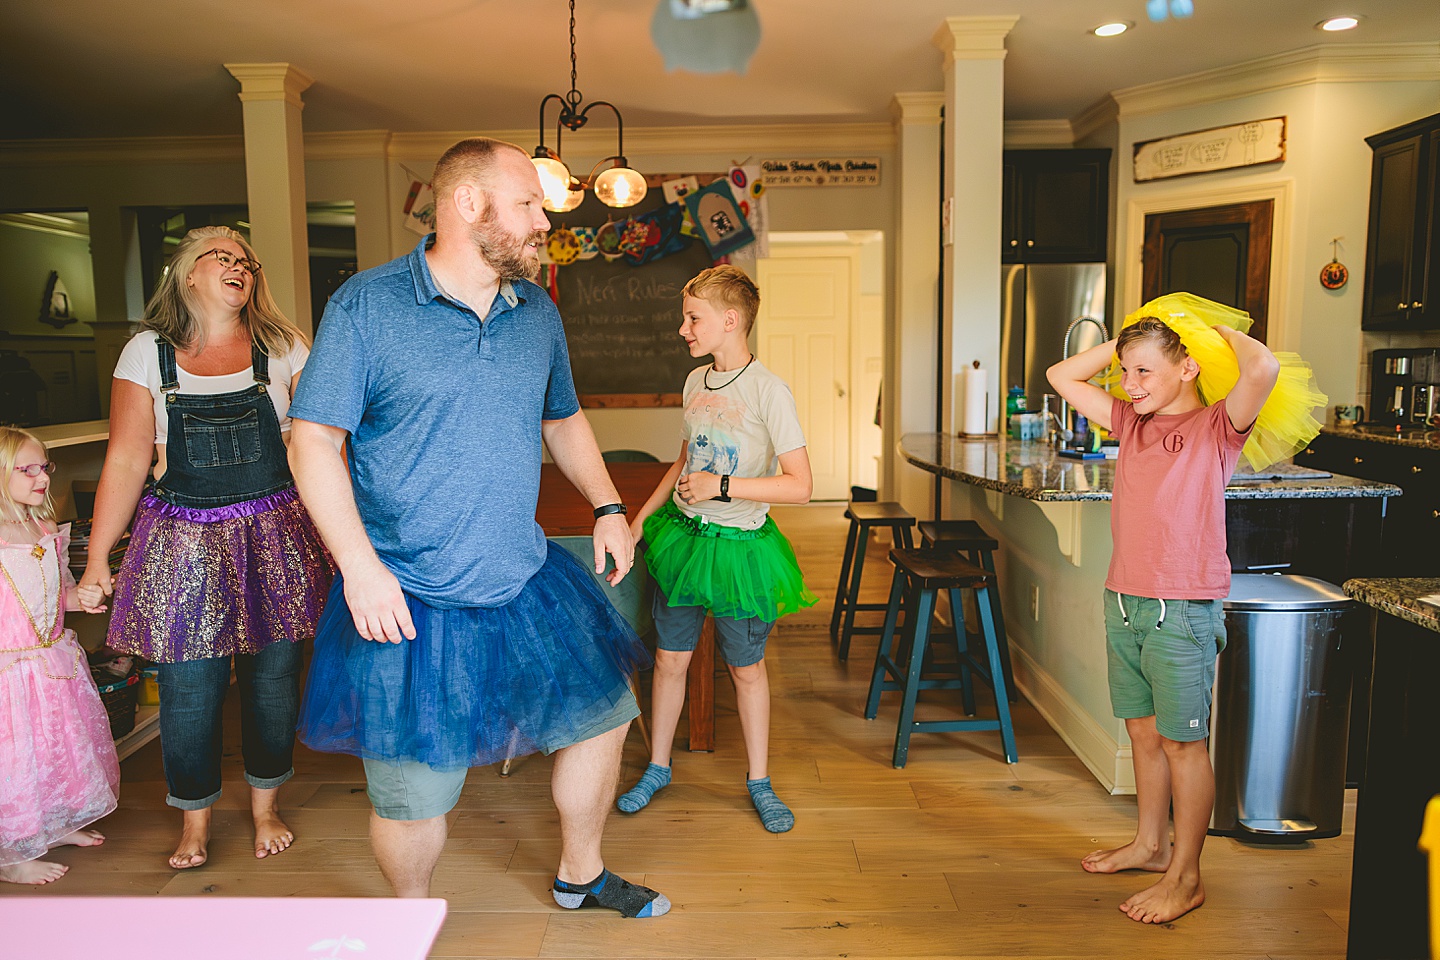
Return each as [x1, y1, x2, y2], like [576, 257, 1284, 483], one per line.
[1370, 348, 1440, 427]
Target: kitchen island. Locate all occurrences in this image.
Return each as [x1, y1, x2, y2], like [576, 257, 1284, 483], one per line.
[899, 432, 1400, 792]
[1340, 578, 1440, 960]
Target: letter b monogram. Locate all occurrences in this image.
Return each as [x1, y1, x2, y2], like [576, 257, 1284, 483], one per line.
[1163, 432, 1185, 453]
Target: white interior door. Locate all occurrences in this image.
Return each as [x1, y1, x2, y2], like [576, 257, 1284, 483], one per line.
[757, 255, 852, 500]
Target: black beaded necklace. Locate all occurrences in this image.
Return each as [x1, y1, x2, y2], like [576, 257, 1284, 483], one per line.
[704, 354, 755, 390]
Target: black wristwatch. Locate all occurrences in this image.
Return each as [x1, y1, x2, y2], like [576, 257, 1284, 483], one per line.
[593, 503, 628, 519]
[716, 474, 732, 502]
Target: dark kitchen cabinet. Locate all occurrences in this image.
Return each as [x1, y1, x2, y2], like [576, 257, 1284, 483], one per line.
[1361, 113, 1440, 331]
[1001, 149, 1110, 263]
[1298, 433, 1440, 576]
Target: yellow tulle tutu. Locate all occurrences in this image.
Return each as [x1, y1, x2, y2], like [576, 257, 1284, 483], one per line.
[1099, 293, 1328, 472]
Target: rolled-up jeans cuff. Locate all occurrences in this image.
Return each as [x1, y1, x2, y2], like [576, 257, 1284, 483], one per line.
[246, 768, 294, 791]
[166, 788, 222, 811]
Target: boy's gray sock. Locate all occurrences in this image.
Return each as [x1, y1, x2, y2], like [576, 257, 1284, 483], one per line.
[616, 762, 671, 813]
[746, 775, 795, 833]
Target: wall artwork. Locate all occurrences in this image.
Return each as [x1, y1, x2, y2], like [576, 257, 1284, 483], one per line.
[38, 271, 78, 328]
[1133, 117, 1286, 182]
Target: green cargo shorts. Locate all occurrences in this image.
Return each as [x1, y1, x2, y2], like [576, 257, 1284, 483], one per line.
[362, 687, 639, 821]
[1103, 590, 1226, 743]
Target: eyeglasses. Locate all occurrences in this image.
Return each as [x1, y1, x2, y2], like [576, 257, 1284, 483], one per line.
[200, 248, 262, 276]
[13, 461, 56, 478]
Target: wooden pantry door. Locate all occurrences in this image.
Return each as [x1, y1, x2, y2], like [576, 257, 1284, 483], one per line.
[757, 252, 853, 500]
[1142, 199, 1273, 342]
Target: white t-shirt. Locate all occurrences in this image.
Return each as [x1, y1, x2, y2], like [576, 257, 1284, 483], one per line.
[673, 358, 807, 531]
[112, 329, 309, 444]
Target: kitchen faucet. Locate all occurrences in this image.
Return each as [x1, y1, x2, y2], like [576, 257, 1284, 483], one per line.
[1056, 316, 1110, 443]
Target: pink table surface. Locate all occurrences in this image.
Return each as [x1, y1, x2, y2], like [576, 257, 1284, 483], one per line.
[0, 897, 447, 960]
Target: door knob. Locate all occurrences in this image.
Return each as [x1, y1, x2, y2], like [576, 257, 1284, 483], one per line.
[1009, 239, 1019, 247]
[1353, 456, 1364, 464]
[1413, 301, 1424, 309]
[1399, 302, 1408, 310]
[1413, 465, 1424, 473]
[1026, 240, 1035, 247]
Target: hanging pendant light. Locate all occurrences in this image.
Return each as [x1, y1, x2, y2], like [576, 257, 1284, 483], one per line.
[533, 0, 647, 212]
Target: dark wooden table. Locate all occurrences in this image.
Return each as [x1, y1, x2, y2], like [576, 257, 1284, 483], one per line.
[538, 462, 715, 751]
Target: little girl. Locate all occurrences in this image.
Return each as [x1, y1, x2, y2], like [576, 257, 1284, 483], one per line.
[0, 426, 119, 884]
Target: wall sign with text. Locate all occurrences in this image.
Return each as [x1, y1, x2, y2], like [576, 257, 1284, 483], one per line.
[1132, 117, 1286, 182]
[760, 158, 881, 187]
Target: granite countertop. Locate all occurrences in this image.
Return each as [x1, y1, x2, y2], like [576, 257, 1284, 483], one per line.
[1320, 424, 1440, 450]
[900, 432, 1403, 502]
[1343, 578, 1440, 634]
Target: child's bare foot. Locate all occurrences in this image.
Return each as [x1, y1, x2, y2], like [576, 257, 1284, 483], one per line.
[251, 785, 293, 860]
[253, 811, 294, 859]
[55, 828, 105, 848]
[169, 809, 210, 869]
[1119, 873, 1206, 923]
[0, 860, 68, 884]
[1081, 839, 1170, 873]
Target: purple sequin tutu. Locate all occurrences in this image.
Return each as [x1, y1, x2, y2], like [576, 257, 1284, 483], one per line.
[298, 542, 650, 771]
[106, 487, 334, 662]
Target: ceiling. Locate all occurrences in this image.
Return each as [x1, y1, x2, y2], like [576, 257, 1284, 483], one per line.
[3, 0, 1437, 141]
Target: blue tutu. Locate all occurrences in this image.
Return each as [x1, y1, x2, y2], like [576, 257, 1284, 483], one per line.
[297, 542, 650, 771]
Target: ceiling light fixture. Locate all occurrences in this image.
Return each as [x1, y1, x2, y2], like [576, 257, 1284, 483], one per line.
[1092, 21, 1132, 37]
[1317, 16, 1361, 31]
[532, 0, 647, 213]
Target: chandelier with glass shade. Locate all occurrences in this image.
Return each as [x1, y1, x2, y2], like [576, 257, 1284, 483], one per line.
[532, 0, 648, 213]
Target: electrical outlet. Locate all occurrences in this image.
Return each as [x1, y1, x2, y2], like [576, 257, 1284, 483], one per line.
[1030, 583, 1040, 621]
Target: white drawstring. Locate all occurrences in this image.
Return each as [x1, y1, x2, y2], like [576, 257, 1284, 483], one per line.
[1116, 594, 1166, 628]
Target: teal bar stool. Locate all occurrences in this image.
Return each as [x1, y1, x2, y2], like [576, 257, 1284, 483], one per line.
[916, 519, 1017, 702]
[831, 502, 916, 662]
[865, 548, 1018, 768]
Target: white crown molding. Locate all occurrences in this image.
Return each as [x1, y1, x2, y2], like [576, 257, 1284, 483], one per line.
[933, 16, 1020, 64]
[388, 122, 897, 161]
[224, 62, 315, 108]
[1112, 42, 1440, 118]
[0, 212, 90, 239]
[1070, 95, 1120, 144]
[306, 130, 393, 161]
[1003, 119, 1075, 147]
[891, 92, 944, 125]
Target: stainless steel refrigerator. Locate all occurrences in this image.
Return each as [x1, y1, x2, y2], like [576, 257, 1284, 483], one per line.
[1000, 263, 1108, 408]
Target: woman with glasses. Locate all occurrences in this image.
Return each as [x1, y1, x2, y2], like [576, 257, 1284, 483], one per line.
[79, 226, 333, 870]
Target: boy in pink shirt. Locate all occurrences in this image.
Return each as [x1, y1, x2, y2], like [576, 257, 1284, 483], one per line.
[1048, 317, 1279, 924]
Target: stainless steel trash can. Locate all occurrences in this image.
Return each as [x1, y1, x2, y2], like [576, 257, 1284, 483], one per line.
[1209, 574, 1353, 842]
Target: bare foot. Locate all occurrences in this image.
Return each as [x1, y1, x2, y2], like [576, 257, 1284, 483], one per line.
[253, 811, 294, 860]
[54, 828, 105, 848]
[1119, 873, 1206, 923]
[0, 860, 69, 884]
[1081, 839, 1170, 874]
[169, 809, 210, 869]
[251, 785, 293, 860]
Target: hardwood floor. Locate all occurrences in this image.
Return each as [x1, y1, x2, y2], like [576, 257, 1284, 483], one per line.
[1, 504, 1353, 959]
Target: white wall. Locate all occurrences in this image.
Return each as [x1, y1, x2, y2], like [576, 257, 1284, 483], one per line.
[0, 221, 96, 338]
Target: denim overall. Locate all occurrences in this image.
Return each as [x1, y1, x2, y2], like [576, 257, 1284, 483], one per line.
[151, 337, 302, 810]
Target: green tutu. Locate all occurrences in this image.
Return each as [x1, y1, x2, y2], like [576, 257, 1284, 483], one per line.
[642, 500, 817, 622]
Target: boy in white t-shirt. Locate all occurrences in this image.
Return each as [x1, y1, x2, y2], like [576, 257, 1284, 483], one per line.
[617, 266, 816, 832]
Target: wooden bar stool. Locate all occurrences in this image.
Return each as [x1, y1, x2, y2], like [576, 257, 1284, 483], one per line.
[831, 502, 916, 662]
[917, 520, 1017, 702]
[864, 548, 1018, 768]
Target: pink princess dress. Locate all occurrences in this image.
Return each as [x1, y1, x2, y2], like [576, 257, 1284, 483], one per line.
[0, 524, 119, 866]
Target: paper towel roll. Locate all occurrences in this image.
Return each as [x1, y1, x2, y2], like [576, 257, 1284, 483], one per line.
[961, 363, 988, 435]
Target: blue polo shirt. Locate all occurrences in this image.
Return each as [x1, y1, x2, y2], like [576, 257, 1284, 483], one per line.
[290, 235, 581, 608]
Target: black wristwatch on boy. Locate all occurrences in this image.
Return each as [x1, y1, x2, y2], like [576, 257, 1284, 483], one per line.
[593, 503, 627, 519]
[716, 475, 732, 502]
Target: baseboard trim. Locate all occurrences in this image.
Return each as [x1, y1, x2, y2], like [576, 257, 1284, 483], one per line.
[1011, 643, 1135, 795]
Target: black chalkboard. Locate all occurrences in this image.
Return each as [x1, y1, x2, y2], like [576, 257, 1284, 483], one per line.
[553, 177, 719, 407]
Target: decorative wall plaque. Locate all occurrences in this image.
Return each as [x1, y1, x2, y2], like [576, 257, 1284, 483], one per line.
[760, 158, 880, 187]
[1133, 117, 1286, 182]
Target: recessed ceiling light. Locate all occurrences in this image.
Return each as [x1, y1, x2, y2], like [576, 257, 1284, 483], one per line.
[1092, 21, 1132, 37]
[1317, 16, 1361, 31]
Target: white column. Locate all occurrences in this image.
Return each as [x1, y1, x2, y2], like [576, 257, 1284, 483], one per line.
[933, 17, 1016, 439]
[225, 62, 315, 334]
[887, 92, 944, 519]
